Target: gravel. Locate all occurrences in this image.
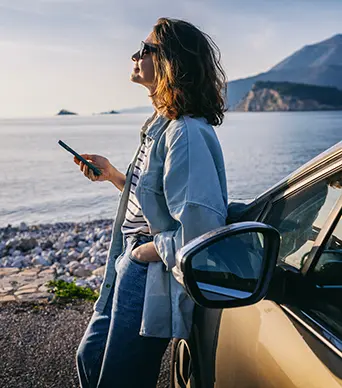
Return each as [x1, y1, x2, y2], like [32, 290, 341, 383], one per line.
[0, 300, 171, 388]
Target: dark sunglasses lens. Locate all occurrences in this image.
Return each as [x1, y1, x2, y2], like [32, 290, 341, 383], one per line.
[131, 50, 140, 61]
[133, 42, 155, 61]
[140, 43, 149, 59]
[139, 42, 144, 59]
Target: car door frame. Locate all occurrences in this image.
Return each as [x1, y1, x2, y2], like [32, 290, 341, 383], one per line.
[171, 141, 342, 388]
[256, 151, 342, 366]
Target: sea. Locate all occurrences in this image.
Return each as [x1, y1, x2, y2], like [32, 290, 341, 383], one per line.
[0, 112, 341, 227]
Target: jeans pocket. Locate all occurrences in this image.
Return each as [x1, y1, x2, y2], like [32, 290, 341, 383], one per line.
[114, 252, 125, 273]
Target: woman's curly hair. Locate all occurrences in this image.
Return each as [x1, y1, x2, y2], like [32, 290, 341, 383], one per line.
[151, 18, 227, 126]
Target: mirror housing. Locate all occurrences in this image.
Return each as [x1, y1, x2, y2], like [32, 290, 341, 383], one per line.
[177, 222, 280, 309]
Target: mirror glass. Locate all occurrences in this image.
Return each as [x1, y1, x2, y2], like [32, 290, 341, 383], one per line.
[191, 231, 265, 301]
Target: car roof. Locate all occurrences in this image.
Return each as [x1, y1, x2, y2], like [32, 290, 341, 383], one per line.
[256, 140, 342, 202]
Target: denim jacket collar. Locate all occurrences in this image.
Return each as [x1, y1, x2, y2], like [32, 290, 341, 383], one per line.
[140, 112, 170, 141]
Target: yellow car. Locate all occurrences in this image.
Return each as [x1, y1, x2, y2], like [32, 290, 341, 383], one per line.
[173, 141, 342, 388]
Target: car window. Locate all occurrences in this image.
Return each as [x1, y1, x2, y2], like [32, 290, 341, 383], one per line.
[264, 172, 342, 269]
[302, 215, 342, 340]
[312, 215, 342, 287]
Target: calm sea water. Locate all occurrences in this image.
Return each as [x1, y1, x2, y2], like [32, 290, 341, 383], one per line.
[0, 112, 341, 227]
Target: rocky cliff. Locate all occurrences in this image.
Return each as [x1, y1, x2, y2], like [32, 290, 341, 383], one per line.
[235, 81, 342, 112]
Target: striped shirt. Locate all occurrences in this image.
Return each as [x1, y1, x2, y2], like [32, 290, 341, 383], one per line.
[121, 140, 151, 236]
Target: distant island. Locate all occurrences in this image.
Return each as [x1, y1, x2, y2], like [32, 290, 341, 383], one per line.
[118, 106, 154, 114]
[234, 81, 342, 112]
[56, 109, 78, 116]
[54, 107, 154, 117]
[94, 110, 119, 115]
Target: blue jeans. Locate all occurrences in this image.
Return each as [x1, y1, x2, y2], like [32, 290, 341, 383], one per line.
[76, 235, 170, 388]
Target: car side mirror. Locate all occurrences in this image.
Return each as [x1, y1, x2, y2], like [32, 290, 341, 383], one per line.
[177, 222, 280, 309]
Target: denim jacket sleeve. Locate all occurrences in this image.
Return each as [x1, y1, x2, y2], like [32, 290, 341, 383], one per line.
[153, 117, 227, 273]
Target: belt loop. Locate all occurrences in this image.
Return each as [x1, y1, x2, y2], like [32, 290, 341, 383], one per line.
[131, 235, 138, 251]
[134, 235, 141, 249]
[123, 235, 128, 251]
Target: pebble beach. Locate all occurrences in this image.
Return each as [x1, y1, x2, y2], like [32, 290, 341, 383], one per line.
[0, 219, 171, 387]
[0, 219, 113, 301]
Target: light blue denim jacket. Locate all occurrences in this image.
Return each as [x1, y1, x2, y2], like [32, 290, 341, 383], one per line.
[93, 113, 228, 339]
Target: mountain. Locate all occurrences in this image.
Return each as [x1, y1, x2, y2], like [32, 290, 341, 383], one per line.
[228, 34, 342, 109]
[272, 34, 342, 71]
[235, 81, 342, 112]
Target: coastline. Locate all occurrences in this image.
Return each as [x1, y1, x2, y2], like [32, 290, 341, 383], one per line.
[0, 218, 114, 302]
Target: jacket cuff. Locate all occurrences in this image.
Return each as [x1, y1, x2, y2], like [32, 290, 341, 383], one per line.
[153, 230, 176, 271]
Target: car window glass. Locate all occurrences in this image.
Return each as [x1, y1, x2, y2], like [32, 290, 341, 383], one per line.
[313, 215, 342, 286]
[303, 215, 342, 340]
[264, 173, 341, 268]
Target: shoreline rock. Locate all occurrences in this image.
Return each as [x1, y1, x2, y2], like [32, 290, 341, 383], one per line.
[234, 81, 342, 112]
[0, 219, 113, 301]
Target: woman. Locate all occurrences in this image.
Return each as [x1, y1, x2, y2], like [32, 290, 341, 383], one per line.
[75, 17, 228, 388]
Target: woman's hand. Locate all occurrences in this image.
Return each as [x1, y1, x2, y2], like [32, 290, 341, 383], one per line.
[74, 154, 126, 191]
[132, 242, 162, 263]
[74, 154, 112, 182]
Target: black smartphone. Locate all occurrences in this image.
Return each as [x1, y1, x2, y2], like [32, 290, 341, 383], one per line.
[58, 140, 102, 176]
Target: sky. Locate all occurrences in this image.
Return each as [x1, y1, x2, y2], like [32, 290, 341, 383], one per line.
[1, 0, 342, 118]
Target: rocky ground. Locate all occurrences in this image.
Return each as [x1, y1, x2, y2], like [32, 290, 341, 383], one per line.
[0, 300, 171, 388]
[0, 220, 113, 300]
[0, 220, 171, 387]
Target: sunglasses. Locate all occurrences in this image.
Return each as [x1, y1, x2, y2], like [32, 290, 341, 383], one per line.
[131, 41, 158, 62]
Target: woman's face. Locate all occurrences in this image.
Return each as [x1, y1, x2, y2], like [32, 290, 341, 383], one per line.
[130, 32, 156, 91]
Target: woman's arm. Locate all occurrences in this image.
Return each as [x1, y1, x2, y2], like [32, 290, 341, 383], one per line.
[108, 167, 126, 192]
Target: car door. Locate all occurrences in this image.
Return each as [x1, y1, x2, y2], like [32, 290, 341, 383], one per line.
[172, 141, 342, 388]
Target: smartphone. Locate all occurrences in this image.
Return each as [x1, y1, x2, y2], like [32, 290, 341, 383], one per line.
[58, 140, 102, 176]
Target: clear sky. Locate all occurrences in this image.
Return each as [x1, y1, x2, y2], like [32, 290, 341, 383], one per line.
[1, 0, 341, 117]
